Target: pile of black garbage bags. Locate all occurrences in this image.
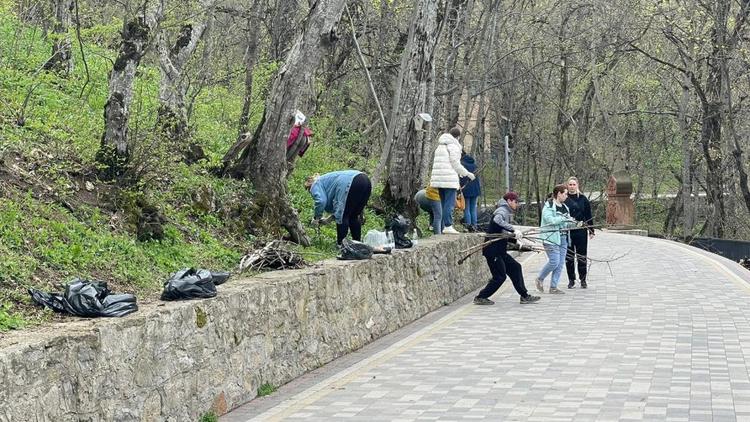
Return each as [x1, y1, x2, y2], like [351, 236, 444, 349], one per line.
[28, 279, 138, 318]
[160, 268, 229, 301]
[28, 268, 230, 318]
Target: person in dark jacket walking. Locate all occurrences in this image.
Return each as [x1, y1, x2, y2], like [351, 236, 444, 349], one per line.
[474, 192, 541, 305]
[305, 170, 372, 245]
[460, 151, 481, 232]
[564, 177, 594, 289]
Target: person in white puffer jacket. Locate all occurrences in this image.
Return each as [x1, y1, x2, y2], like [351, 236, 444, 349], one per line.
[429, 127, 475, 234]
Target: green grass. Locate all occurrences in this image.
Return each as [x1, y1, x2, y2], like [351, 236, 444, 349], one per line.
[0, 304, 25, 331]
[0, 8, 391, 331]
[198, 412, 218, 422]
[257, 383, 276, 397]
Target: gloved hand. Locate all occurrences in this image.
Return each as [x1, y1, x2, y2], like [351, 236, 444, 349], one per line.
[320, 215, 334, 225]
[310, 217, 320, 228]
[514, 231, 524, 240]
[466, 172, 475, 181]
[576, 221, 584, 228]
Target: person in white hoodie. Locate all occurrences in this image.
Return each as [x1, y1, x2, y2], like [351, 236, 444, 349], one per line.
[429, 127, 475, 234]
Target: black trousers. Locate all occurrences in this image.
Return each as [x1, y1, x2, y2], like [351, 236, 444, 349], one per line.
[477, 253, 529, 299]
[566, 229, 588, 282]
[336, 173, 372, 244]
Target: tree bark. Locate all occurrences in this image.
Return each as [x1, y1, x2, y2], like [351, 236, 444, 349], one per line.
[237, 0, 263, 136]
[155, 0, 215, 143]
[43, 0, 74, 74]
[380, 0, 442, 215]
[268, 0, 300, 61]
[677, 71, 695, 236]
[97, 1, 162, 180]
[224, 0, 348, 246]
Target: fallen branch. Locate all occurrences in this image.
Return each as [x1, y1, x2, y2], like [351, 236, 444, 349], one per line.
[239, 240, 306, 272]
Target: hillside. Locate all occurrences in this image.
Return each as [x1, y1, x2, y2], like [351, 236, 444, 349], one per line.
[0, 8, 387, 331]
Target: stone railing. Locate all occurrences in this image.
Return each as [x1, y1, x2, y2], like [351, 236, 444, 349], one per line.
[0, 234, 493, 421]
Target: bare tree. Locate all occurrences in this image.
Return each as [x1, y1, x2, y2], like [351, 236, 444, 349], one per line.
[43, 0, 74, 74]
[374, 0, 442, 214]
[155, 0, 216, 142]
[223, 0, 348, 245]
[96, 0, 163, 180]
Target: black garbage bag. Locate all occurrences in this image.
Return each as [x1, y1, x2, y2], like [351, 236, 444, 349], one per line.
[388, 214, 413, 249]
[338, 239, 373, 260]
[160, 268, 231, 301]
[28, 279, 138, 318]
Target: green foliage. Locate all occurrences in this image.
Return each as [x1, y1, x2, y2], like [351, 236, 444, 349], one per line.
[0, 304, 25, 331]
[0, 193, 241, 288]
[257, 383, 276, 397]
[287, 136, 387, 259]
[0, 8, 394, 331]
[198, 412, 218, 422]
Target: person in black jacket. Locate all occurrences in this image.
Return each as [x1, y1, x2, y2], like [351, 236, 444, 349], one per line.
[564, 177, 594, 288]
[460, 151, 481, 232]
[474, 192, 541, 305]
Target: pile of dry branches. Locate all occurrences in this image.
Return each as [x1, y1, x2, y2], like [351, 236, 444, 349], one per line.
[239, 240, 307, 272]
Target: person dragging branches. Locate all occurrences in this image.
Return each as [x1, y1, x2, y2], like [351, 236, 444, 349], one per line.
[305, 170, 372, 245]
[564, 177, 594, 289]
[474, 192, 541, 305]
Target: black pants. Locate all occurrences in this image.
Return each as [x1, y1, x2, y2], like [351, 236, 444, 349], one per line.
[566, 229, 588, 282]
[336, 173, 372, 244]
[477, 253, 529, 299]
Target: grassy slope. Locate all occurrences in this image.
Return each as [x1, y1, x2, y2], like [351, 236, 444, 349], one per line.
[0, 8, 390, 330]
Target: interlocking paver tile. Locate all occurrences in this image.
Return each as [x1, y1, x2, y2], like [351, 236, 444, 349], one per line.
[224, 233, 750, 421]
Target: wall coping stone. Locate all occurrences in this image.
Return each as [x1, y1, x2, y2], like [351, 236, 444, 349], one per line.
[0, 234, 499, 421]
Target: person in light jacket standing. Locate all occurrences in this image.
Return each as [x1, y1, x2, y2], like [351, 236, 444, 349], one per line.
[429, 127, 475, 234]
[534, 184, 580, 294]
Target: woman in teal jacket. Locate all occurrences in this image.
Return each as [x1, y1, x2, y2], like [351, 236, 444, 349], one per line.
[535, 184, 579, 294]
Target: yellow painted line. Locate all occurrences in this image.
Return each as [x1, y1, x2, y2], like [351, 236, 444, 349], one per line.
[248, 253, 537, 421]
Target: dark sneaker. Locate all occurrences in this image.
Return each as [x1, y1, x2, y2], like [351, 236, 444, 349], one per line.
[581, 280, 588, 289]
[568, 280, 576, 289]
[473, 297, 495, 305]
[549, 287, 565, 294]
[520, 295, 541, 304]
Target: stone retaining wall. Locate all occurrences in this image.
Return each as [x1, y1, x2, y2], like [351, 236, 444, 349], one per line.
[0, 235, 492, 421]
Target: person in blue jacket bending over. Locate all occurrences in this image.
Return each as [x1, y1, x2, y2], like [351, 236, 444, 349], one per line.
[304, 170, 372, 245]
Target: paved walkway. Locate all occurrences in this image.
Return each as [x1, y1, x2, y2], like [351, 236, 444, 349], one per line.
[223, 233, 750, 421]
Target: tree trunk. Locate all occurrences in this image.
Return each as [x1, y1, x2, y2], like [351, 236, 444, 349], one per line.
[224, 0, 348, 246]
[43, 0, 74, 74]
[97, 1, 162, 180]
[238, 0, 264, 136]
[268, 0, 300, 61]
[381, 0, 442, 215]
[677, 71, 695, 236]
[441, 0, 471, 128]
[156, 0, 214, 143]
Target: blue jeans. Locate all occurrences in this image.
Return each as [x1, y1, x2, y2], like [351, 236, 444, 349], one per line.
[439, 188, 457, 229]
[463, 196, 478, 225]
[424, 200, 443, 234]
[416, 194, 443, 234]
[537, 235, 568, 288]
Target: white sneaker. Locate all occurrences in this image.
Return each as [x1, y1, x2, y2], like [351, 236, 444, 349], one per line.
[443, 226, 460, 235]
